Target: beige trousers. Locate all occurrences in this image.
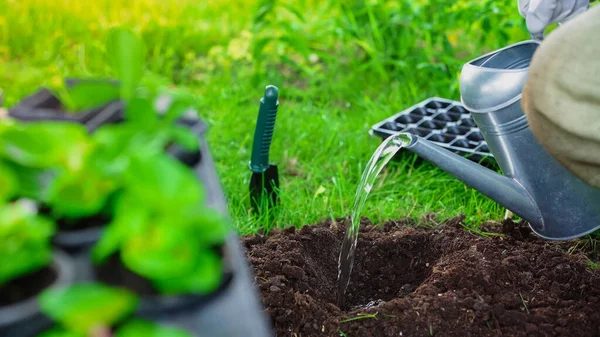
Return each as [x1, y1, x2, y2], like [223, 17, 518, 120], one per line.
[522, 5, 600, 188]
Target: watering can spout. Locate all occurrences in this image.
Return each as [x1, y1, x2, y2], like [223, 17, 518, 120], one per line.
[404, 135, 542, 224]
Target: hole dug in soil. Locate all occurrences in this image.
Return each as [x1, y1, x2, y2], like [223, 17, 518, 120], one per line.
[243, 217, 600, 337]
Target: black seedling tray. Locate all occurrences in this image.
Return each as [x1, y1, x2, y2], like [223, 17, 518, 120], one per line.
[1, 98, 273, 337]
[370, 97, 494, 164]
[8, 79, 123, 131]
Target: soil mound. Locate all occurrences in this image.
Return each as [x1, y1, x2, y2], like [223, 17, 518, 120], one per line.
[243, 216, 600, 337]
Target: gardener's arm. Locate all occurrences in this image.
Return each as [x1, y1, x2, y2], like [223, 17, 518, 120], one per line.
[521, 5, 600, 188]
[518, 0, 592, 39]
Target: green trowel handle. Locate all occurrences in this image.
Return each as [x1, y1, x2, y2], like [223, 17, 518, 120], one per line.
[250, 85, 279, 173]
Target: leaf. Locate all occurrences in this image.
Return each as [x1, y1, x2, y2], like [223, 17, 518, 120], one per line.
[123, 154, 204, 210]
[64, 81, 120, 111]
[106, 28, 145, 100]
[90, 124, 167, 176]
[153, 249, 223, 295]
[115, 319, 192, 337]
[36, 327, 85, 337]
[0, 122, 91, 170]
[3, 161, 54, 200]
[187, 208, 230, 246]
[46, 168, 116, 219]
[0, 161, 18, 202]
[124, 96, 157, 126]
[38, 283, 139, 335]
[168, 125, 199, 152]
[0, 200, 55, 284]
[90, 199, 148, 264]
[121, 219, 200, 280]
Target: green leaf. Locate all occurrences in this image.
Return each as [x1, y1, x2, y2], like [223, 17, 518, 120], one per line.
[0, 122, 91, 170]
[36, 327, 85, 337]
[0, 200, 55, 284]
[121, 219, 200, 280]
[38, 283, 139, 335]
[63, 81, 120, 112]
[124, 154, 204, 210]
[106, 27, 145, 100]
[154, 249, 223, 295]
[46, 169, 116, 219]
[90, 199, 148, 264]
[115, 319, 192, 337]
[168, 125, 199, 152]
[188, 208, 230, 246]
[124, 97, 157, 126]
[0, 161, 18, 203]
[3, 161, 54, 200]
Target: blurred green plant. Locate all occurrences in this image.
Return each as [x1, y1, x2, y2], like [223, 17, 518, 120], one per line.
[47, 27, 145, 112]
[0, 27, 230, 296]
[90, 152, 228, 295]
[115, 319, 193, 337]
[0, 0, 533, 232]
[0, 199, 56, 285]
[37, 283, 192, 337]
[38, 283, 138, 335]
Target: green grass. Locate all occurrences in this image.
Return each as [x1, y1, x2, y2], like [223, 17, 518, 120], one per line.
[0, 0, 532, 234]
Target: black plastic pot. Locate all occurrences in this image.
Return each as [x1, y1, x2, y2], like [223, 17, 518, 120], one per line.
[8, 79, 124, 132]
[52, 224, 105, 255]
[0, 251, 75, 337]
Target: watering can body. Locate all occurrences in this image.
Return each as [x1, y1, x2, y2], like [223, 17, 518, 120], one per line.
[404, 40, 600, 240]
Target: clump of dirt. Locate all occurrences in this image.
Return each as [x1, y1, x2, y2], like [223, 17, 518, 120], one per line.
[243, 216, 600, 337]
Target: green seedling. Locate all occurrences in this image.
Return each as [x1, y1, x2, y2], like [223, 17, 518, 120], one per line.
[49, 26, 144, 112]
[106, 27, 145, 101]
[0, 199, 56, 285]
[51, 80, 121, 113]
[37, 283, 193, 337]
[114, 318, 192, 337]
[340, 313, 379, 323]
[0, 120, 91, 170]
[0, 120, 117, 220]
[38, 283, 138, 335]
[519, 293, 530, 314]
[0, 25, 228, 297]
[91, 153, 229, 295]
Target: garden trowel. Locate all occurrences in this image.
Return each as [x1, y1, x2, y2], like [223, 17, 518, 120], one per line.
[249, 85, 280, 214]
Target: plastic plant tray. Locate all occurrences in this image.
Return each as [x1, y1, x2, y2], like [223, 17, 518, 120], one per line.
[369, 97, 494, 164]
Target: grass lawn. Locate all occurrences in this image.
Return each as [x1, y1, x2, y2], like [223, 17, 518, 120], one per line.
[0, 0, 532, 234]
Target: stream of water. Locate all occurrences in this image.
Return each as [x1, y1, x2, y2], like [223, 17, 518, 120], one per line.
[336, 132, 413, 307]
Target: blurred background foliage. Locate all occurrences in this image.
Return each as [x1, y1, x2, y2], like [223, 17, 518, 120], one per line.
[0, 0, 532, 233]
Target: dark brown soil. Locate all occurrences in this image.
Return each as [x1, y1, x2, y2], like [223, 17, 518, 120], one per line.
[243, 216, 600, 337]
[0, 266, 57, 307]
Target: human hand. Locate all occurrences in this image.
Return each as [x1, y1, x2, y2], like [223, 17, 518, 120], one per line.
[518, 0, 590, 39]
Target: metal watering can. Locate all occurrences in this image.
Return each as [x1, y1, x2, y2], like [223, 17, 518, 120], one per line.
[403, 40, 600, 240]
